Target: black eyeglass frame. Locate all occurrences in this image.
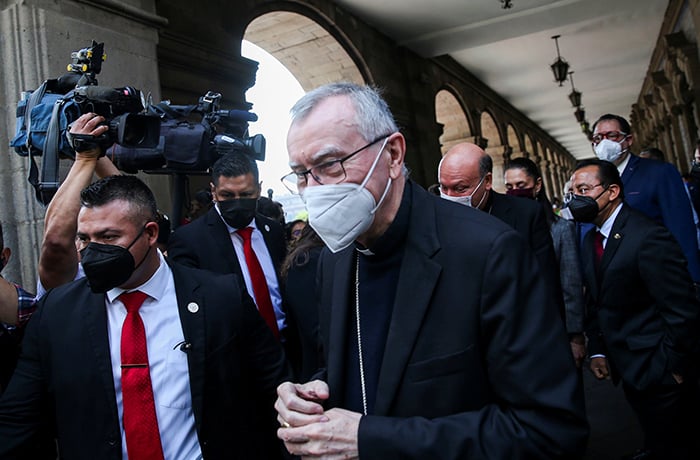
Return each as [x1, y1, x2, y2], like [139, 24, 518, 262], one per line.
[281, 134, 392, 193]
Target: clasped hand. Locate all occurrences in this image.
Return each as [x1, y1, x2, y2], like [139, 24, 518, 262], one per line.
[275, 380, 361, 459]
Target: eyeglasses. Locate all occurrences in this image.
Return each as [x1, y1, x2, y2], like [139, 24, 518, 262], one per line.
[281, 134, 391, 194]
[564, 183, 603, 203]
[591, 131, 627, 145]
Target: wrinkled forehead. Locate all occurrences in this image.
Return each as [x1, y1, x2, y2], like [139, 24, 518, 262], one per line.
[287, 96, 362, 166]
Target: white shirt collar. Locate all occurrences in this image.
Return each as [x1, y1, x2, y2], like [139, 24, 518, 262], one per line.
[597, 202, 624, 239]
[616, 152, 631, 175]
[106, 250, 171, 303]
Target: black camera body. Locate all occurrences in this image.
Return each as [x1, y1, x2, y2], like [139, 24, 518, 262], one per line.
[107, 91, 265, 174]
[71, 85, 160, 150]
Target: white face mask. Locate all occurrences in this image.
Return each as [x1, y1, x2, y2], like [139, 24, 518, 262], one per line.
[594, 138, 626, 163]
[301, 137, 391, 253]
[439, 176, 486, 208]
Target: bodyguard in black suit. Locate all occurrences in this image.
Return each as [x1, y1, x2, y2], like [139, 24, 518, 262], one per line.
[275, 83, 587, 458]
[168, 153, 290, 342]
[0, 176, 289, 459]
[570, 159, 700, 459]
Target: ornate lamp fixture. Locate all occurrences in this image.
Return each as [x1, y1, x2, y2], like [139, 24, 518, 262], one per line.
[574, 106, 586, 123]
[568, 71, 582, 107]
[550, 35, 569, 86]
[501, 0, 513, 8]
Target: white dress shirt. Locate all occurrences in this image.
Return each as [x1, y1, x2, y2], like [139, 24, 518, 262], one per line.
[106, 251, 202, 460]
[216, 211, 286, 332]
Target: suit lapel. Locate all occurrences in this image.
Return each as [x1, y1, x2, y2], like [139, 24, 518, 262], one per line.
[599, 206, 628, 274]
[621, 154, 640, 183]
[373, 186, 442, 415]
[83, 287, 121, 423]
[170, 264, 207, 432]
[207, 209, 242, 275]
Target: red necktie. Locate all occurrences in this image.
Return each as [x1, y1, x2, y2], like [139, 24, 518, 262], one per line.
[594, 230, 605, 268]
[236, 227, 280, 339]
[119, 290, 164, 460]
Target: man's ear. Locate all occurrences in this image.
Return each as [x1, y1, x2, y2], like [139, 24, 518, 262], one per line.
[608, 183, 622, 202]
[144, 221, 160, 246]
[483, 172, 493, 191]
[387, 133, 406, 180]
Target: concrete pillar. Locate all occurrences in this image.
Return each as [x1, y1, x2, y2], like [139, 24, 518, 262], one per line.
[0, 0, 165, 288]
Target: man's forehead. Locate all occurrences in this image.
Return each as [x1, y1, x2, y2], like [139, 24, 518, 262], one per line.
[594, 119, 621, 133]
[572, 167, 597, 183]
[78, 200, 135, 230]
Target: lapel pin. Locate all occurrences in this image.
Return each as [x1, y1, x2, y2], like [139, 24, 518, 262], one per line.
[187, 302, 199, 313]
[614, 233, 621, 239]
[264, 224, 270, 232]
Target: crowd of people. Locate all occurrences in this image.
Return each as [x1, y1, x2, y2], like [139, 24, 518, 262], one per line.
[0, 81, 698, 459]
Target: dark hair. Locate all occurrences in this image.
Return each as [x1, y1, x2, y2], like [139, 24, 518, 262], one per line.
[257, 196, 284, 223]
[640, 147, 665, 161]
[573, 159, 625, 199]
[592, 113, 631, 136]
[193, 188, 212, 205]
[280, 224, 324, 278]
[285, 219, 306, 241]
[504, 157, 557, 227]
[80, 175, 158, 224]
[211, 153, 259, 185]
[480, 153, 493, 177]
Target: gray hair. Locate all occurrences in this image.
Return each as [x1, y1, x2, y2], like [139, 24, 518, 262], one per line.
[290, 82, 398, 142]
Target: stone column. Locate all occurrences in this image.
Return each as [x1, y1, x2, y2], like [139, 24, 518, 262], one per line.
[0, 0, 165, 288]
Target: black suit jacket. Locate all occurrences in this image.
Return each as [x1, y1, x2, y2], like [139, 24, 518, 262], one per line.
[0, 263, 290, 459]
[316, 182, 588, 459]
[168, 207, 287, 278]
[489, 191, 565, 321]
[582, 204, 700, 391]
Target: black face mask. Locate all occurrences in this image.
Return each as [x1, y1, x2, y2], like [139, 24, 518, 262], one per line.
[80, 227, 148, 293]
[218, 198, 257, 229]
[566, 187, 609, 223]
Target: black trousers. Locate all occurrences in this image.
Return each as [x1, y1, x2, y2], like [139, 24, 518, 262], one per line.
[623, 379, 700, 459]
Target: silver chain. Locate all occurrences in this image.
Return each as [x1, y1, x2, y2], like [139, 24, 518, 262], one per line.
[355, 253, 368, 416]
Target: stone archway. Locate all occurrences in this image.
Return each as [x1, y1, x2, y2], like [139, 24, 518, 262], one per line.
[480, 111, 505, 191]
[243, 11, 364, 91]
[435, 88, 472, 155]
[507, 124, 522, 158]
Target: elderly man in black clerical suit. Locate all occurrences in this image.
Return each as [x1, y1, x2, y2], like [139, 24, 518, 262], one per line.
[0, 175, 289, 460]
[274, 82, 587, 459]
[168, 153, 288, 341]
[570, 159, 700, 459]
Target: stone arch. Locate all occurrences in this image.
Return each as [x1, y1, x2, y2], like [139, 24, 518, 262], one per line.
[243, 10, 365, 91]
[480, 111, 506, 191]
[435, 88, 472, 155]
[506, 124, 522, 158]
[524, 134, 535, 159]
